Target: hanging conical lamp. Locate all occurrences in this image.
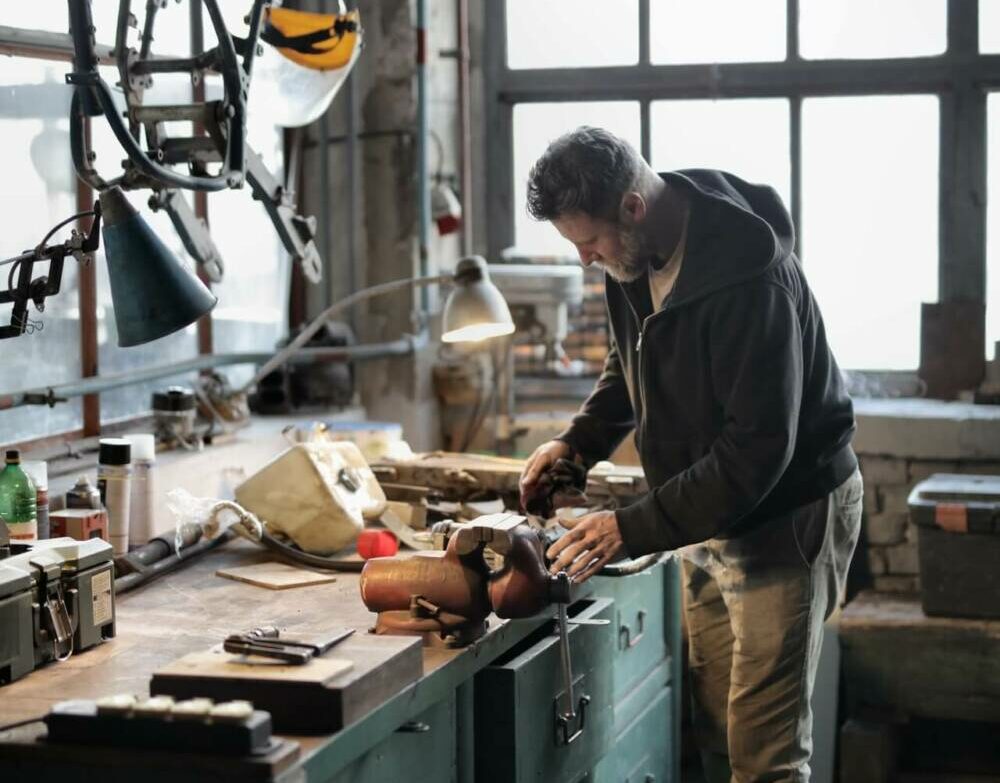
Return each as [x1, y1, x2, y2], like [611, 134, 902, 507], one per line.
[99, 186, 217, 347]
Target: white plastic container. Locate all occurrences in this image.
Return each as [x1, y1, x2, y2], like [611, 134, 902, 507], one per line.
[323, 421, 405, 462]
[124, 433, 156, 548]
[234, 441, 386, 555]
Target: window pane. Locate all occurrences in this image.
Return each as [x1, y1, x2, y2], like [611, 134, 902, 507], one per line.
[512, 102, 641, 256]
[88, 88, 199, 423]
[803, 96, 938, 370]
[506, 1, 639, 69]
[2, 7, 68, 34]
[987, 94, 1000, 357]
[800, 0, 946, 60]
[210, 117, 289, 389]
[982, 0, 1000, 53]
[651, 0, 785, 64]
[0, 57, 83, 443]
[650, 98, 791, 208]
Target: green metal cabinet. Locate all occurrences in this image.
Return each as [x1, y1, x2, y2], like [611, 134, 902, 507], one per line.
[327, 695, 457, 783]
[473, 558, 682, 783]
[474, 597, 617, 783]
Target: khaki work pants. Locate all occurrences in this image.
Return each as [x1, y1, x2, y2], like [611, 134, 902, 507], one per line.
[681, 470, 863, 783]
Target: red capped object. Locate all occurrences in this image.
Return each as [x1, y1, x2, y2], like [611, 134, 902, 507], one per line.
[357, 530, 399, 559]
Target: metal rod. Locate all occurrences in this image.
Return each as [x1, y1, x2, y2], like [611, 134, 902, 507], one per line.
[416, 0, 430, 311]
[557, 602, 576, 719]
[457, 0, 473, 256]
[0, 335, 426, 410]
[241, 275, 447, 393]
[0, 25, 114, 64]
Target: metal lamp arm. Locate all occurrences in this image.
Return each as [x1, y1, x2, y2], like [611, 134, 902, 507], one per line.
[242, 274, 450, 394]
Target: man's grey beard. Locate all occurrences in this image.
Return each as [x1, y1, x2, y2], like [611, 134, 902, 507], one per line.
[599, 224, 648, 283]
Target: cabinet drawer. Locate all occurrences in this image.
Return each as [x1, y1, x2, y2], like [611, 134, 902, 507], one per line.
[590, 685, 673, 783]
[590, 561, 670, 701]
[475, 597, 616, 783]
[325, 695, 456, 783]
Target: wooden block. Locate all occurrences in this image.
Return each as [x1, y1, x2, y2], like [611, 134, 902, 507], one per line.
[156, 647, 354, 682]
[216, 562, 338, 590]
[152, 634, 423, 735]
[839, 718, 898, 783]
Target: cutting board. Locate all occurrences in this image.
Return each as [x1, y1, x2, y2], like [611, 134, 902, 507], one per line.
[216, 562, 338, 590]
[151, 634, 423, 734]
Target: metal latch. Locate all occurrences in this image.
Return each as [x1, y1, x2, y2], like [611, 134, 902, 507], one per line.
[42, 584, 74, 662]
[550, 573, 609, 747]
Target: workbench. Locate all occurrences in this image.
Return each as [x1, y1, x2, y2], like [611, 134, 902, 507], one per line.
[0, 537, 682, 783]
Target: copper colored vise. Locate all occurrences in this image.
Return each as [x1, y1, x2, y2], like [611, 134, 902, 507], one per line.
[359, 513, 568, 647]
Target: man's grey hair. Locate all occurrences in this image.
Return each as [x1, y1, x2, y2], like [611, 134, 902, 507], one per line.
[526, 126, 651, 223]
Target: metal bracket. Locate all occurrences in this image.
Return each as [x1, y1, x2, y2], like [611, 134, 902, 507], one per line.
[149, 189, 225, 282]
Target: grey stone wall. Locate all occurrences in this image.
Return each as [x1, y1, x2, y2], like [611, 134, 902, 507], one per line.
[854, 399, 1000, 593]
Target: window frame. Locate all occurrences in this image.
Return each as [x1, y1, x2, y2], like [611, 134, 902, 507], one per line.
[0, 3, 288, 450]
[484, 0, 994, 371]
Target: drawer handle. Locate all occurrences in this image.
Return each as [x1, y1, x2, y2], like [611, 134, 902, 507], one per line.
[619, 609, 647, 649]
[556, 694, 591, 746]
[396, 721, 430, 733]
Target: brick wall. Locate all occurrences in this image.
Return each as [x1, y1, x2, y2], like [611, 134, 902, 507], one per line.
[858, 454, 1000, 594]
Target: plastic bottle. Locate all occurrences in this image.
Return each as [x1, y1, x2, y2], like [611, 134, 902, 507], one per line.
[97, 438, 132, 555]
[124, 433, 156, 548]
[66, 475, 102, 510]
[22, 461, 49, 539]
[0, 449, 38, 542]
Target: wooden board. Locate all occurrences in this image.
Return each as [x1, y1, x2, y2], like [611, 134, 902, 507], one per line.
[216, 561, 339, 590]
[838, 590, 1000, 722]
[152, 629, 423, 735]
[156, 647, 354, 682]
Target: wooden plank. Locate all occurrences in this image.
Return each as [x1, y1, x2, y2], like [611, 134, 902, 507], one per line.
[838, 591, 1000, 721]
[216, 561, 339, 590]
[155, 647, 354, 682]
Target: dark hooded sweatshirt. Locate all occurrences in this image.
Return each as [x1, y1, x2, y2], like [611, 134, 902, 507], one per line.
[557, 169, 857, 557]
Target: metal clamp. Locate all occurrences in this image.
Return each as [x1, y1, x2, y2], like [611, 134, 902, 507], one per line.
[619, 609, 647, 650]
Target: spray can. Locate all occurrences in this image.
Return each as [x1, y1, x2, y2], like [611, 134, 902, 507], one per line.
[124, 433, 156, 548]
[98, 438, 132, 555]
[67, 475, 102, 510]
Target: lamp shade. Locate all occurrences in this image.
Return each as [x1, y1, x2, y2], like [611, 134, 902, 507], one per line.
[441, 256, 515, 343]
[99, 187, 217, 347]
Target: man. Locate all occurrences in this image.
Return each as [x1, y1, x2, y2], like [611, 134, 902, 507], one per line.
[519, 126, 862, 783]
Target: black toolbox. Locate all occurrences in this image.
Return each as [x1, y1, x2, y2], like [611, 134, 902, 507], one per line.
[907, 474, 1000, 619]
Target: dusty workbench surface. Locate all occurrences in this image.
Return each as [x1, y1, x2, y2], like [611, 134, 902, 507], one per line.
[0, 537, 551, 779]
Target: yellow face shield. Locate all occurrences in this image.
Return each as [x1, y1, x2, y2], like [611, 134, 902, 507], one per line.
[251, 6, 363, 127]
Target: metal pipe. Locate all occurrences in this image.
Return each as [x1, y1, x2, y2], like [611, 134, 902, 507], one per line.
[116, 531, 233, 594]
[0, 334, 426, 410]
[416, 0, 430, 311]
[241, 275, 447, 393]
[457, 0, 472, 256]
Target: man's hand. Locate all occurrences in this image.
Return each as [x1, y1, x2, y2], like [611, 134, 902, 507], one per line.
[519, 440, 572, 507]
[546, 510, 624, 583]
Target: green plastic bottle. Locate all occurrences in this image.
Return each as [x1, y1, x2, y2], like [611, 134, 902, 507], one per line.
[0, 449, 38, 542]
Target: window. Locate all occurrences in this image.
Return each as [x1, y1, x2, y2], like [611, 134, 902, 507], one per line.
[0, 57, 83, 443]
[650, 0, 786, 64]
[491, 1, 990, 376]
[802, 95, 939, 370]
[982, 0, 1000, 53]
[799, 0, 947, 60]
[505, 0, 639, 69]
[0, 5, 289, 446]
[512, 102, 641, 256]
[650, 99, 791, 207]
